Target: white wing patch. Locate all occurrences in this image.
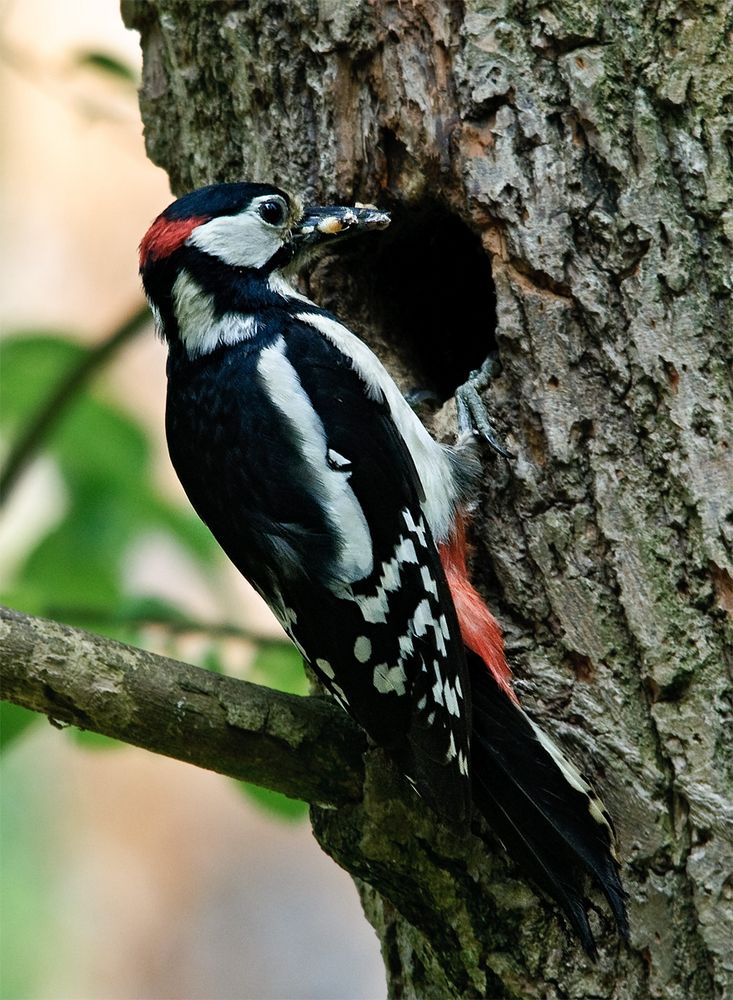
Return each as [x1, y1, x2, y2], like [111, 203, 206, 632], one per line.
[172, 270, 258, 358]
[412, 599, 435, 637]
[420, 566, 438, 597]
[339, 508, 423, 625]
[316, 657, 335, 679]
[396, 537, 418, 564]
[354, 635, 372, 663]
[339, 506, 464, 738]
[411, 598, 447, 655]
[296, 310, 460, 544]
[373, 662, 408, 696]
[399, 634, 414, 657]
[443, 676, 461, 717]
[403, 509, 428, 546]
[257, 336, 373, 584]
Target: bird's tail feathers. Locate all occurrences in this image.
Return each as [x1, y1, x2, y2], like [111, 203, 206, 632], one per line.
[468, 651, 628, 955]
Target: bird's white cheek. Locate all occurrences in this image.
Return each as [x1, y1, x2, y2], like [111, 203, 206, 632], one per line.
[188, 214, 283, 268]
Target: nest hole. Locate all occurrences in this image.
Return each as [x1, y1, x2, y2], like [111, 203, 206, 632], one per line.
[307, 201, 497, 403]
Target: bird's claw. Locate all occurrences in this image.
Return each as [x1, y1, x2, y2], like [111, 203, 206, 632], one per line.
[455, 354, 512, 459]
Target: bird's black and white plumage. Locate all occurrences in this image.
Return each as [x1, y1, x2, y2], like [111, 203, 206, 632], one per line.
[140, 182, 628, 954]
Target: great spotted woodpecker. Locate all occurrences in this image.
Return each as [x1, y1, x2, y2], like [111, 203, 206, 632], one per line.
[140, 182, 627, 954]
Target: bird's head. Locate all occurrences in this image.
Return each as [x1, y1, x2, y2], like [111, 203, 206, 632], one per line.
[140, 182, 300, 274]
[139, 182, 389, 357]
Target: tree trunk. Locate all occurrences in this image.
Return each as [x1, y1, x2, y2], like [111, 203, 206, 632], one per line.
[122, 2, 733, 997]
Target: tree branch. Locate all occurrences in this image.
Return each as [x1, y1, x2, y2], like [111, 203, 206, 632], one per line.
[0, 606, 365, 807]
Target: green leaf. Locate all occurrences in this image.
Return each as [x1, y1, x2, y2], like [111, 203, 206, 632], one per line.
[236, 782, 308, 821]
[0, 702, 37, 751]
[0, 335, 85, 430]
[1, 336, 150, 495]
[52, 397, 150, 494]
[16, 508, 123, 612]
[73, 50, 137, 85]
[250, 643, 308, 696]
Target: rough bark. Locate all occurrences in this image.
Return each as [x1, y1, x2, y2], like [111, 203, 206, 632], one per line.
[120, 2, 733, 997]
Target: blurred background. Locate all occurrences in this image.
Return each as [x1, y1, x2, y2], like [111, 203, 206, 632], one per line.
[0, 1, 384, 997]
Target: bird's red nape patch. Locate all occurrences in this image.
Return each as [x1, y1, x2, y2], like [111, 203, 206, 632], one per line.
[139, 215, 209, 267]
[439, 516, 517, 702]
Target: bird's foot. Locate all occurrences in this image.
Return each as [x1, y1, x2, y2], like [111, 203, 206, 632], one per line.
[455, 354, 511, 459]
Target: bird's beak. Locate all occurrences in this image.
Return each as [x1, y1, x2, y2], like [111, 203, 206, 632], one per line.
[291, 203, 390, 249]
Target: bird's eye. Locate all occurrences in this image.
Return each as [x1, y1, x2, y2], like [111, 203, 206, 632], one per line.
[258, 199, 287, 226]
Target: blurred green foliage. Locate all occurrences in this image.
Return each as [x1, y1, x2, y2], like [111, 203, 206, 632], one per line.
[72, 50, 138, 85]
[0, 743, 62, 1000]
[0, 43, 309, 1000]
[0, 331, 308, 819]
[1, 335, 215, 620]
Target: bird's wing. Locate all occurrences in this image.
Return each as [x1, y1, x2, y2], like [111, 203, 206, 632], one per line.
[166, 318, 472, 821]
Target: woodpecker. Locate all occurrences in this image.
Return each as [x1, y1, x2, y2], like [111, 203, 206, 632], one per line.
[140, 182, 628, 954]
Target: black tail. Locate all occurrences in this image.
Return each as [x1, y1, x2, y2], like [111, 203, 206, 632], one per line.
[468, 651, 628, 956]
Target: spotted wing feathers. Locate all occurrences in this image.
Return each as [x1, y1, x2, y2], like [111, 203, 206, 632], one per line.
[166, 315, 474, 823]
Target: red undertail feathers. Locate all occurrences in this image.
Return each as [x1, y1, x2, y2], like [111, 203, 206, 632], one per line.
[439, 516, 516, 703]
